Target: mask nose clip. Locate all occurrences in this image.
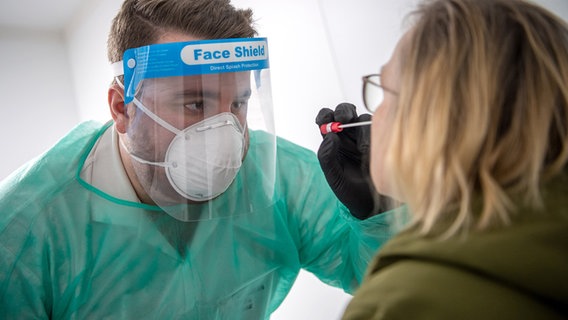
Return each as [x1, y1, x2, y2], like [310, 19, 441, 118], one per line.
[196, 120, 234, 132]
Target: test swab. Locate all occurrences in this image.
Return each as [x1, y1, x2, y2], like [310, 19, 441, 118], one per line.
[320, 121, 373, 134]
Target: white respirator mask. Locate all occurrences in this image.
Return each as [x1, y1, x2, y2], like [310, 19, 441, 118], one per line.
[123, 94, 246, 201]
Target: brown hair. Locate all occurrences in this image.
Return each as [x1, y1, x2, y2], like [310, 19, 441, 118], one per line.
[383, 0, 568, 237]
[107, 0, 256, 63]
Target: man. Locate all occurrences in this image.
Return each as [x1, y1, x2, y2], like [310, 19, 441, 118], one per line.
[0, 0, 398, 318]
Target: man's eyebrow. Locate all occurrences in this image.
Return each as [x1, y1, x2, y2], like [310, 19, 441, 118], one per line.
[173, 89, 252, 99]
[238, 89, 252, 99]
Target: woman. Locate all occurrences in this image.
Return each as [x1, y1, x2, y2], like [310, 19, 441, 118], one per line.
[343, 0, 568, 318]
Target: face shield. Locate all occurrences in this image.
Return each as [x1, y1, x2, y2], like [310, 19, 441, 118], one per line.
[112, 38, 276, 221]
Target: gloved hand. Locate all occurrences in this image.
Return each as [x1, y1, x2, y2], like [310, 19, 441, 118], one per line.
[315, 103, 382, 219]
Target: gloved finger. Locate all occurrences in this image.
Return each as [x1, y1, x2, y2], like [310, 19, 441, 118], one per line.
[355, 113, 372, 181]
[334, 103, 358, 124]
[316, 108, 336, 138]
[332, 103, 359, 141]
[356, 113, 372, 154]
[358, 113, 372, 122]
[317, 133, 344, 183]
[315, 108, 335, 126]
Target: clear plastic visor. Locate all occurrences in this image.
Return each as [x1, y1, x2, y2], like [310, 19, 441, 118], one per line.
[115, 38, 276, 221]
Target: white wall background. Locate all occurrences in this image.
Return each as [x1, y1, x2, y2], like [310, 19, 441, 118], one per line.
[1, 0, 567, 319]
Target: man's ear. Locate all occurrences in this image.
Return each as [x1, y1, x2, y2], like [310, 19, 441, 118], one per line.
[108, 83, 128, 134]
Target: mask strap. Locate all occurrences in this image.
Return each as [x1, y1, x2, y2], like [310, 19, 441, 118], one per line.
[114, 76, 176, 168]
[114, 77, 182, 136]
[118, 137, 171, 168]
[131, 98, 182, 135]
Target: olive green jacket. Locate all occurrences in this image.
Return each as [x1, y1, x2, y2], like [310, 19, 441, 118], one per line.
[343, 171, 568, 319]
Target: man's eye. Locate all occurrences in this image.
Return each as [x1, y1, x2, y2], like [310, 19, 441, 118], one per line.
[184, 102, 204, 111]
[232, 101, 248, 109]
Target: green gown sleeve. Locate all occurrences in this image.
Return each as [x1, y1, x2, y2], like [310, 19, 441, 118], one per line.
[274, 136, 404, 294]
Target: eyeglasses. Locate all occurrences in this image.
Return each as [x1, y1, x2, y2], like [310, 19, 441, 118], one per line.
[362, 74, 397, 113]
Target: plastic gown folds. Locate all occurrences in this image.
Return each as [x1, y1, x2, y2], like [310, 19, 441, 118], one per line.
[0, 37, 403, 319]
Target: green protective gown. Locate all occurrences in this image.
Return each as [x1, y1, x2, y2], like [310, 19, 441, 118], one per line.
[0, 121, 401, 319]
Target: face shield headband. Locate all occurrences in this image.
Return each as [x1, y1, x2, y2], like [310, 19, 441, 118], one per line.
[111, 38, 276, 222]
[112, 37, 270, 105]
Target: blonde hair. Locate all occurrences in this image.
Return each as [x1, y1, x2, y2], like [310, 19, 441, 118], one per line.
[384, 0, 568, 237]
[107, 0, 256, 63]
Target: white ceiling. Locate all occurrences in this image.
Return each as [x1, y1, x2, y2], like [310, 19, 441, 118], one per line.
[0, 0, 87, 31]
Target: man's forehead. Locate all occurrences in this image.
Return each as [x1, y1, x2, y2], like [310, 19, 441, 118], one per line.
[142, 73, 252, 92]
[146, 72, 248, 83]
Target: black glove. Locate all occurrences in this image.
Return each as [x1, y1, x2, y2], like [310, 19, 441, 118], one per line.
[315, 103, 381, 219]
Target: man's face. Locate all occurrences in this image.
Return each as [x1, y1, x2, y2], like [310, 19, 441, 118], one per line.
[125, 71, 252, 204]
[124, 32, 253, 204]
[131, 71, 251, 162]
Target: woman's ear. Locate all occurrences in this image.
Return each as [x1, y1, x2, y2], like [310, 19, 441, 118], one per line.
[108, 83, 128, 134]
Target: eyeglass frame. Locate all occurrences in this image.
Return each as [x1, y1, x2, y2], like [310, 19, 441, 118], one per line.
[361, 74, 398, 113]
